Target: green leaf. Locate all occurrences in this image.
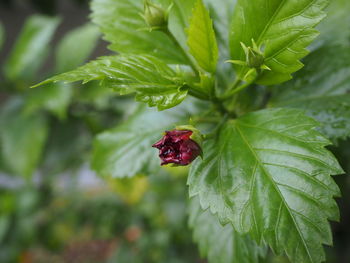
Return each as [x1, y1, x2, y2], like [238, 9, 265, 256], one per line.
[91, 0, 186, 64]
[230, 0, 329, 85]
[55, 23, 101, 73]
[270, 45, 350, 141]
[32, 54, 188, 110]
[41, 119, 91, 175]
[0, 99, 49, 177]
[24, 24, 100, 119]
[92, 101, 199, 178]
[314, 0, 350, 48]
[187, 0, 218, 73]
[189, 197, 267, 263]
[204, 0, 237, 87]
[24, 82, 73, 119]
[188, 108, 343, 263]
[204, 0, 236, 52]
[168, 0, 196, 56]
[0, 22, 4, 51]
[0, 216, 10, 243]
[4, 15, 60, 81]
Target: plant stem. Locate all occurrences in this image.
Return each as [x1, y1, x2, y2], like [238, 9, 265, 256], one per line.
[212, 96, 236, 118]
[219, 77, 257, 101]
[188, 88, 210, 101]
[162, 27, 237, 118]
[216, 78, 240, 101]
[204, 113, 229, 139]
[162, 28, 200, 74]
[162, 27, 214, 101]
[229, 78, 241, 91]
[192, 117, 220, 124]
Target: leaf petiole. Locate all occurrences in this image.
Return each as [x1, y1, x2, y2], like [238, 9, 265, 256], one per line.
[219, 76, 257, 101]
[162, 28, 201, 75]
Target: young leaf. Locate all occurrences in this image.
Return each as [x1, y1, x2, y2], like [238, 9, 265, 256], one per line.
[188, 108, 343, 263]
[32, 54, 188, 110]
[91, 0, 186, 64]
[187, 0, 218, 73]
[204, 0, 237, 87]
[270, 45, 350, 141]
[0, 99, 49, 177]
[92, 101, 200, 178]
[168, 0, 196, 56]
[230, 0, 329, 85]
[4, 15, 60, 81]
[189, 197, 267, 263]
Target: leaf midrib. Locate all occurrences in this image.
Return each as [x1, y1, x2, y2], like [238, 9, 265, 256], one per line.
[234, 122, 314, 262]
[256, 0, 286, 44]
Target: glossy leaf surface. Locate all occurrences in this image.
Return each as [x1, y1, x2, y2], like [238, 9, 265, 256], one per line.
[189, 197, 267, 263]
[32, 54, 188, 110]
[188, 108, 343, 263]
[230, 0, 328, 85]
[270, 45, 350, 141]
[91, 0, 186, 64]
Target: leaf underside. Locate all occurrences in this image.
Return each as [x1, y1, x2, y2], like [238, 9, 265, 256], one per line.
[188, 108, 343, 263]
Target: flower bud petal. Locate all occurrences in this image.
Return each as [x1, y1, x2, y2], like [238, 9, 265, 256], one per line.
[143, 0, 167, 28]
[152, 128, 202, 166]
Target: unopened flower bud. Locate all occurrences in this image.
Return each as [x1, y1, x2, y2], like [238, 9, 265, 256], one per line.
[241, 41, 265, 69]
[246, 47, 265, 68]
[143, 0, 167, 28]
[152, 128, 202, 166]
[225, 39, 270, 78]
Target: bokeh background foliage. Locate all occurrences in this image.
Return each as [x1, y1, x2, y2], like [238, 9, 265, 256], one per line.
[0, 0, 349, 262]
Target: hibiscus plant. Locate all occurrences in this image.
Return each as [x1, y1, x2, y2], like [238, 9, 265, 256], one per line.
[32, 0, 350, 262]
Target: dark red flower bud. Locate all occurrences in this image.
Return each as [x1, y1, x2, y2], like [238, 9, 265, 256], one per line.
[152, 129, 202, 166]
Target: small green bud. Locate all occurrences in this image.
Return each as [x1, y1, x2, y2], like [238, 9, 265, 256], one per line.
[241, 41, 265, 69]
[226, 39, 271, 82]
[143, 0, 167, 28]
[246, 47, 264, 68]
[226, 39, 270, 72]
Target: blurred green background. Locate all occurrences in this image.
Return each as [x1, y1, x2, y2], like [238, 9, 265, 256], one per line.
[0, 1, 349, 263]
